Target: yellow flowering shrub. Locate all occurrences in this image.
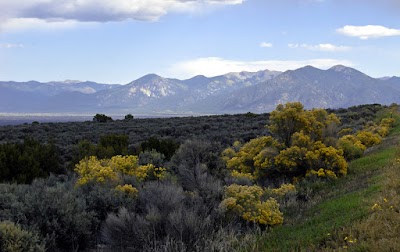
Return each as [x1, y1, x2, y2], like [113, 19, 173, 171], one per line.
[223, 136, 280, 180]
[337, 135, 366, 160]
[274, 133, 346, 178]
[290, 131, 314, 149]
[338, 128, 353, 137]
[221, 147, 236, 163]
[75, 155, 167, 186]
[268, 102, 340, 146]
[219, 184, 283, 226]
[362, 115, 396, 139]
[305, 146, 347, 176]
[137, 164, 167, 180]
[376, 126, 389, 137]
[274, 146, 308, 175]
[75, 156, 118, 186]
[380, 118, 395, 128]
[109, 155, 139, 176]
[356, 130, 381, 148]
[269, 183, 297, 197]
[306, 168, 337, 179]
[308, 109, 340, 141]
[115, 184, 139, 197]
[268, 102, 309, 146]
[230, 170, 255, 181]
[372, 118, 395, 137]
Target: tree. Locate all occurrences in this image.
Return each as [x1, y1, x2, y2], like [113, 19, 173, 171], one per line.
[124, 114, 134, 120]
[93, 114, 113, 123]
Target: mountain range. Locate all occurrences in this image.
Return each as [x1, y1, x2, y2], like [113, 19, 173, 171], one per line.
[1, 65, 399, 115]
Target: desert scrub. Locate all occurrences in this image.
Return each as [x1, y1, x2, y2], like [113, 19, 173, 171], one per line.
[0, 221, 45, 252]
[219, 184, 283, 226]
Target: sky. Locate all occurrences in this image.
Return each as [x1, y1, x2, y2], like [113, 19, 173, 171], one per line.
[0, 0, 399, 84]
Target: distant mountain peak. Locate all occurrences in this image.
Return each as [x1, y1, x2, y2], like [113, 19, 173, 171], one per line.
[127, 74, 165, 86]
[284, 65, 322, 76]
[329, 65, 355, 73]
[142, 73, 163, 79]
[286, 65, 323, 75]
[302, 65, 317, 69]
[62, 80, 82, 84]
[190, 75, 208, 80]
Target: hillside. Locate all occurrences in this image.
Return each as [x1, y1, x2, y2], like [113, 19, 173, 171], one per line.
[252, 106, 400, 251]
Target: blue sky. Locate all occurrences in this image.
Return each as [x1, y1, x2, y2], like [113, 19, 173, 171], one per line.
[0, 0, 399, 83]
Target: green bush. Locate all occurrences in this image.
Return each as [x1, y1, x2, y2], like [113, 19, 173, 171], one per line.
[72, 134, 129, 164]
[0, 138, 61, 183]
[140, 137, 179, 160]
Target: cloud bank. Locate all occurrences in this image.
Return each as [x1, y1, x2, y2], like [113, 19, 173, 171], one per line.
[337, 25, 400, 39]
[0, 0, 244, 31]
[167, 57, 353, 78]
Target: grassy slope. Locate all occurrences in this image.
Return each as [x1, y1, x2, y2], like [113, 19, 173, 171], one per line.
[255, 107, 400, 251]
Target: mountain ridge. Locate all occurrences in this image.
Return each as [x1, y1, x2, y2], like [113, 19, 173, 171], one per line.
[1, 66, 399, 114]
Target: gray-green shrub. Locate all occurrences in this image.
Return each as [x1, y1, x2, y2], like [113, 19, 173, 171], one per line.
[0, 221, 45, 252]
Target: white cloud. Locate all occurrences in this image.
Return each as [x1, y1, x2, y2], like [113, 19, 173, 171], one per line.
[166, 57, 353, 78]
[288, 43, 351, 52]
[0, 0, 244, 31]
[337, 25, 400, 39]
[0, 43, 24, 49]
[1, 18, 91, 32]
[260, 42, 273, 48]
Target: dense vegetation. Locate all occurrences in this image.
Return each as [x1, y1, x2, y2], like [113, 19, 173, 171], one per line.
[0, 103, 398, 251]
